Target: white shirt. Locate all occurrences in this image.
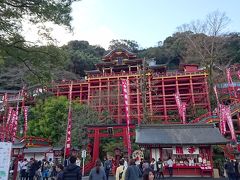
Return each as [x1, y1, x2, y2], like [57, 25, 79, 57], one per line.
[76, 159, 81, 167]
[17, 161, 21, 171]
[21, 161, 28, 170]
[167, 159, 173, 167]
[124, 160, 128, 169]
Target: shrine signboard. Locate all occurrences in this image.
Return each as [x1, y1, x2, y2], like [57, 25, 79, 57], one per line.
[173, 146, 199, 155]
[0, 142, 12, 180]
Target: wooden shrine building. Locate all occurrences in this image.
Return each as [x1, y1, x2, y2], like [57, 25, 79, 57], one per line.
[136, 124, 228, 177]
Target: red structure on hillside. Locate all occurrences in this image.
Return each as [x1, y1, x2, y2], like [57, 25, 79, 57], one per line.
[50, 49, 211, 124]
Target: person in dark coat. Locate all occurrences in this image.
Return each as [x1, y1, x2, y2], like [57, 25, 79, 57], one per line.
[28, 158, 38, 180]
[224, 159, 235, 180]
[234, 160, 240, 180]
[63, 156, 82, 180]
[56, 164, 64, 180]
[125, 159, 142, 180]
[103, 157, 112, 180]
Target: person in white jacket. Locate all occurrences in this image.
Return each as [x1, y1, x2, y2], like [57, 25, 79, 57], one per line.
[115, 159, 126, 180]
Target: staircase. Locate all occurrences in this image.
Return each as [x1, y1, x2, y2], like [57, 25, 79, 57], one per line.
[191, 102, 240, 124]
[190, 112, 219, 124]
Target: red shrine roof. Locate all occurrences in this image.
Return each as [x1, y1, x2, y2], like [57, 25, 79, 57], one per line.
[103, 48, 136, 62]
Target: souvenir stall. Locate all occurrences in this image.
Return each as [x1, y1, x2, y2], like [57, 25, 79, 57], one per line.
[136, 124, 228, 177]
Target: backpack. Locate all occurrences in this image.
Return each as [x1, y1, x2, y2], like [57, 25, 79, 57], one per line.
[119, 166, 125, 179]
[105, 160, 112, 170]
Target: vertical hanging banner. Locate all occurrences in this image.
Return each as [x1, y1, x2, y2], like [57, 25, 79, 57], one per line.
[23, 106, 28, 137]
[174, 90, 186, 124]
[219, 105, 226, 135]
[237, 70, 240, 80]
[65, 81, 73, 158]
[8, 110, 15, 135]
[226, 68, 237, 98]
[12, 90, 23, 141]
[2, 93, 8, 129]
[182, 102, 186, 124]
[219, 105, 223, 134]
[11, 110, 17, 138]
[121, 79, 132, 157]
[225, 105, 237, 141]
[6, 107, 13, 125]
[213, 85, 220, 105]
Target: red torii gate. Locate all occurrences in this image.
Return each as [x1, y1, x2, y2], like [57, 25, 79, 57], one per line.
[84, 124, 135, 173]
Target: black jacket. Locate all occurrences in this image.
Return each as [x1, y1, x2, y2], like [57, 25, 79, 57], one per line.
[63, 164, 82, 180]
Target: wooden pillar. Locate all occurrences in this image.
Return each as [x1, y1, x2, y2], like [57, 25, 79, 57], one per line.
[118, 78, 121, 124]
[162, 78, 167, 122]
[98, 80, 102, 116]
[137, 76, 141, 124]
[107, 78, 110, 119]
[148, 75, 153, 120]
[57, 86, 60, 97]
[127, 76, 131, 123]
[209, 146, 213, 177]
[190, 76, 196, 114]
[204, 74, 211, 111]
[92, 129, 100, 162]
[123, 127, 128, 150]
[87, 79, 91, 106]
[176, 76, 181, 122]
[13, 157, 19, 180]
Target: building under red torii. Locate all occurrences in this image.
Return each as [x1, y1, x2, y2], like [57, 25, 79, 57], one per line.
[50, 48, 211, 124]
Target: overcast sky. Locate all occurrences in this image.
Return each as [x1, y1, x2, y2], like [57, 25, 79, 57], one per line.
[23, 0, 240, 49]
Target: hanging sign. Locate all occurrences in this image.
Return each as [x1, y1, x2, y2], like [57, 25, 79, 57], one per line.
[81, 150, 87, 159]
[121, 79, 132, 157]
[173, 146, 199, 155]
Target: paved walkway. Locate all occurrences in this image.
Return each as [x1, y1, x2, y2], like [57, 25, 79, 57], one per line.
[82, 176, 227, 180]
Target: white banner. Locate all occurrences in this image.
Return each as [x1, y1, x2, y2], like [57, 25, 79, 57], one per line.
[173, 146, 199, 155]
[0, 142, 12, 180]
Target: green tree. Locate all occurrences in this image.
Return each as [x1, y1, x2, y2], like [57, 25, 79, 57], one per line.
[108, 39, 140, 53]
[28, 96, 100, 147]
[62, 40, 105, 77]
[0, 44, 68, 89]
[0, 0, 79, 88]
[138, 33, 187, 69]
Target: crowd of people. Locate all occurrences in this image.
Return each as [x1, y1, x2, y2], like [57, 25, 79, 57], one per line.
[89, 157, 170, 180]
[224, 159, 240, 180]
[15, 156, 81, 180]
[14, 155, 176, 180]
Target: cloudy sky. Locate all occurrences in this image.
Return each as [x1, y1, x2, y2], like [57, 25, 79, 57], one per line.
[23, 0, 240, 49]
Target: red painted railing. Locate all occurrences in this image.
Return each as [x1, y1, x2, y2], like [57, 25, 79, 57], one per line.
[190, 112, 212, 124]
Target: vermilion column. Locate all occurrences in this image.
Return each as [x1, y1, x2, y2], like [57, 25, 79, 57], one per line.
[92, 129, 100, 161]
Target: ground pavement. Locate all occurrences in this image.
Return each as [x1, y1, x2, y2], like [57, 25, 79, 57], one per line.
[82, 176, 228, 180]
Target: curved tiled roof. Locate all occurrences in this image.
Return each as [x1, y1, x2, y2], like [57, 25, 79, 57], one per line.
[136, 124, 228, 145]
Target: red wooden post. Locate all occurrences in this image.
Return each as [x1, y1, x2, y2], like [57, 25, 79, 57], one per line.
[13, 157, 19, 180]
[92, 129, 100, 162]
[122, 127, 128, 149]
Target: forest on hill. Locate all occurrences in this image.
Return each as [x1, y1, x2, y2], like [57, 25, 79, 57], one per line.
[0, 7, 240, 90]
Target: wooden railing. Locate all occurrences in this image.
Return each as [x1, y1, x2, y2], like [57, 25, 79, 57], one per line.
[190, 112, 212, 124]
